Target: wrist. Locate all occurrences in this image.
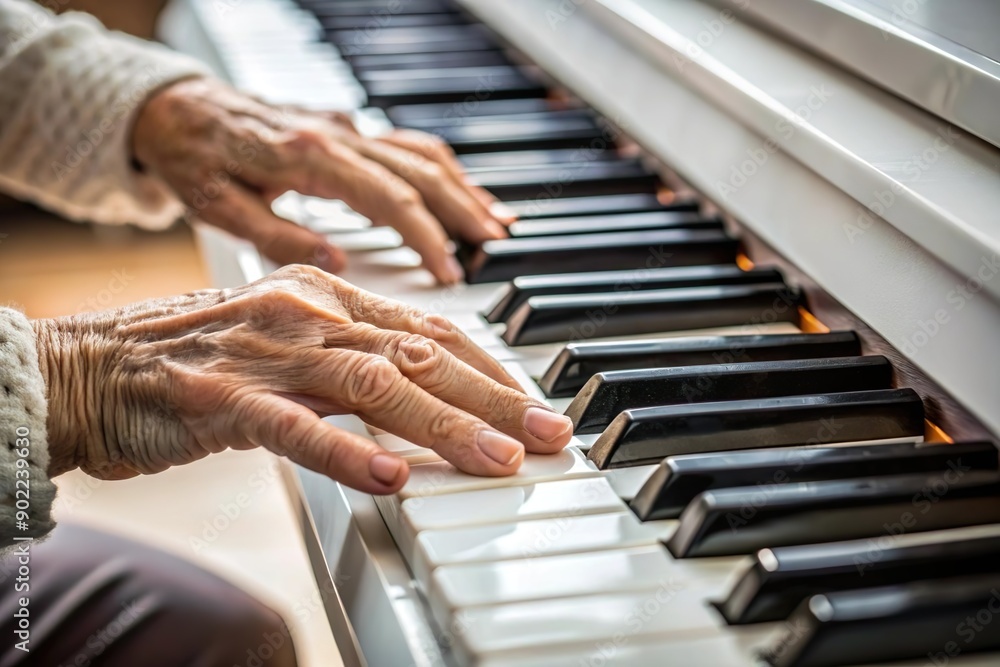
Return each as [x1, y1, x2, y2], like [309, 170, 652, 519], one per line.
[131, 76, 211, 170]
[31, 317, 124, 477]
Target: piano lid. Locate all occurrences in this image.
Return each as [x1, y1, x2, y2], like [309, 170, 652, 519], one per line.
[714, 0, 1000, 151]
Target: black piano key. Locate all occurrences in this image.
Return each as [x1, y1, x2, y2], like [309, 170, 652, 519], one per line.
[667, 467, 1000, 559]
[459, 148, 616, 170]
[588, 388, 925, 470]
[503, 283, 796, 347]
[386, 98, 566, 125]
[722, 512, 1000, 624]
[438, 117, 608, 155]
[538, 331, 862, 398]
[364, 71, 546, 107]
[484, 264, 777, 324]
[505, 193, 698, 219]
[330, 27, 499, 57]
[305, 0, 453, 15]
[569, 356, 892, 435]
[328, 23, 491, 45]
[475, 162, 659, 200]
[350, 50, 512, 72]
[462, 229, 739, 285]
[357, 64, 530, 83]
[765, 575, 1000, 667]
[404, 109, 596, 131]
[317, 12, 464, 30]
[506, 211, 720, 239]
[631, 440, 999, 523]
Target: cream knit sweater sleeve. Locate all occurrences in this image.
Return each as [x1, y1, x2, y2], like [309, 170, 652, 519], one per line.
[0, 308, 56, 548]
[0, 0, 212, 229]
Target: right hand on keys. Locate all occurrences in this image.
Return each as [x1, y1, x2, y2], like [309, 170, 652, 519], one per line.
[32, 266, 574, 493]
[132, 78, 517, 285]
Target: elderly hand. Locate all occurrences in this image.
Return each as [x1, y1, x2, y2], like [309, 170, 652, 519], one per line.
[31, 266, 572, 493]
[132, 78, 514, 284]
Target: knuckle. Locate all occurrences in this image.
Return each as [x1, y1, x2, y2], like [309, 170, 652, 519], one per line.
[273, 405, 307, 441]
[285, 127, 329, 151]
[419, 161, 446, 182]
[385, 333, 438, 367]
[345, 354, 402, 407]
[424, 314, 460, 337]
[305, 422, 342, 473]
[388, 183, 423, 210]
[426, 407, 458, 444]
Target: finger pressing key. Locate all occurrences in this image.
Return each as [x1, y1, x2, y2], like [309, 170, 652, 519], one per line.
[360, 328, 572, 454]
[232, 390, 409, 494]
[324, 351, 526, 476]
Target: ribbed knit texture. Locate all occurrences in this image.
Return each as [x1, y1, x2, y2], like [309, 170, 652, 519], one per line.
[0, 0, 211, 228]
[0, 308, 56, 548]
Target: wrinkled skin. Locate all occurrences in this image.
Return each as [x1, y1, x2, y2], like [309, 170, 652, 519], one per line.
[32, 266, 573, 493]
[132, 77, 515, 284]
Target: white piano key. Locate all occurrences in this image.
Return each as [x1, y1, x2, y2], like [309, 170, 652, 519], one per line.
[500, 362, 546, 401]
[473, 630, 760, 667]
[378, 448, 602, 559]
[603, 464, 659, 501]
[412, 512, 674, 588]
[452, 591, 737, 667]
[402, 476, 623, 534]
[400, 448, 598, 502]
[373, 433, 442, 464]
[428, 545, 741, 631]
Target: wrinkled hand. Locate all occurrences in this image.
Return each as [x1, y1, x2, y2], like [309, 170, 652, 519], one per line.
[31, 266, 572, 493]
[132, 77, 514, 284]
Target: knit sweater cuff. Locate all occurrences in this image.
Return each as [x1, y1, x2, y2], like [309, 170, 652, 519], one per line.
[0, 308, 56, 547]
[0, 6, 212, 229]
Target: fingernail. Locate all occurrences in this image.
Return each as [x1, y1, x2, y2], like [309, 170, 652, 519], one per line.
[370, 454, 405, 485]
[523, 407, 573, 442]
[477, 430, 524, 466]
[490, 202, 518, 222]
[444, 255, 465, 284]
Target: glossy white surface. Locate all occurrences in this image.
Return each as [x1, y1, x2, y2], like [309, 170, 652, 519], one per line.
[428, 545, 741, 630]
[372, 433, 443, 464]
[413, 512, 674, 588]
[403, 476, 623, 534]
[379, 448, 601, 561]
[604, 464, 660, 500]
[451, 591, 733, 666]
[398, 448, 599, 502]
[719, 0, 1000, 149]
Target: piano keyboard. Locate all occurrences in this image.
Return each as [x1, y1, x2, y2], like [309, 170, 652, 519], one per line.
[176, 1, 1000, 665]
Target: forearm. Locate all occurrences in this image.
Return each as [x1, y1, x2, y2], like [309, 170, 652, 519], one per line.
[0, 308, 57, 548]
[0, 0, 210, 229]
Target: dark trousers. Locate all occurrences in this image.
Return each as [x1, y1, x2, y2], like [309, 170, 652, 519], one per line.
[0, 524, 298, 667]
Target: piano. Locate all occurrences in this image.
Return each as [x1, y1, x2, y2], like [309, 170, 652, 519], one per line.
[159, 0, 1000, 665]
